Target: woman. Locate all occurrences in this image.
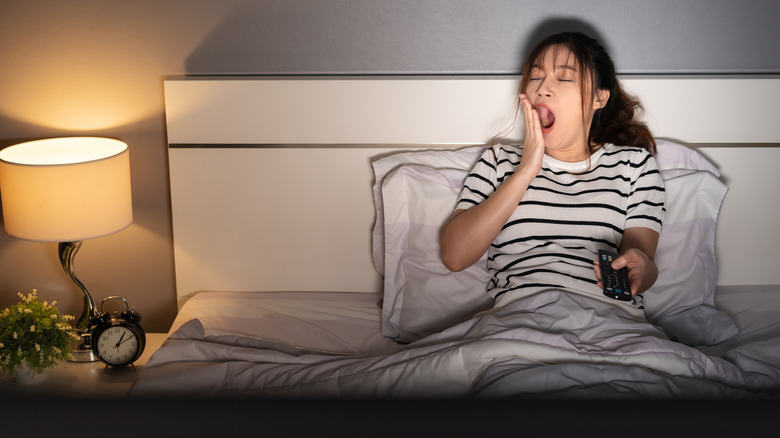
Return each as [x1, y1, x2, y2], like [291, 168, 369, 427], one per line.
[440, 32, 665, 314]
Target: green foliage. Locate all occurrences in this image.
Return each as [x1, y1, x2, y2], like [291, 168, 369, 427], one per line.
[0, 289, 78, 376]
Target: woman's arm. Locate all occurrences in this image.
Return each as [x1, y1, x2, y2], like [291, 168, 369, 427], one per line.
[595, 227, 660, 295]
[440, 170, 534, 272]
[440, 94, 545, 272]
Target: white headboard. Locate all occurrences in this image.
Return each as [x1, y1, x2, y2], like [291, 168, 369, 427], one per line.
[164, 75, 780, 305]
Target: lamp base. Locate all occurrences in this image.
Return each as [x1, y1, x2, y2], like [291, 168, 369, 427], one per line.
[69, 348, 98, 363]
[59, 241, 100, 363]
[67, 332, 99, 363]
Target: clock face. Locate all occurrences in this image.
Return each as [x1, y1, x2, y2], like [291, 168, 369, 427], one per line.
[95, 325, 140, 366]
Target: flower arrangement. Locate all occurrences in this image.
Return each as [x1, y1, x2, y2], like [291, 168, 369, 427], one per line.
[0, 289, 79, 377]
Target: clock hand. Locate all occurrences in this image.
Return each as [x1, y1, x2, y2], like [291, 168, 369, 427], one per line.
[118, 335, 134, 346]
[115, 332, 126, 349]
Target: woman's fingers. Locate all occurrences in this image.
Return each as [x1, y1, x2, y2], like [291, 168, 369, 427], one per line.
[519, 94, 545, 174]
[614, 249, 652, 296]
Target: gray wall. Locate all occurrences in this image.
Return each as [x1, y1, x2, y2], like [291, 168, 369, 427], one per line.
[1, 0, 778, 332]
[186, 0, 780, 75]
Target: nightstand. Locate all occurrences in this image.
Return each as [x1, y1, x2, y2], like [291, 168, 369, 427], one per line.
[0, 332, 167, 397]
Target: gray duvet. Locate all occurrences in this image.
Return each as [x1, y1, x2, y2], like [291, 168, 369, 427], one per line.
[129, 291, 780, 398]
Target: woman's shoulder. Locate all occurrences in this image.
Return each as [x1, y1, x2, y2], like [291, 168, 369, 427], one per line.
[492, 143, 523, 158]
[599, 144, 660, 174]
[601, 143, 654, 161]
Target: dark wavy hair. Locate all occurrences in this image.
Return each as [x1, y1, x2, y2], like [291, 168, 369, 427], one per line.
[519, 32, 656, 154]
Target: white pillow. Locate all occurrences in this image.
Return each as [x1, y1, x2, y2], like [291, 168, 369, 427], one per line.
[371, 146, 486, 276]
[654, 138, 720, 179]
[641, 171, 738, 345]
[380, 164, 492, 342]
[374, 140, 737, 345]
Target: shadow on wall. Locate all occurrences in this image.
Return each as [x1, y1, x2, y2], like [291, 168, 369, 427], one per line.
[184, 4, 612, 75]
[519, 18, 610, 71]
[184, 1, 499, 74]
[184, 2, 609, 76]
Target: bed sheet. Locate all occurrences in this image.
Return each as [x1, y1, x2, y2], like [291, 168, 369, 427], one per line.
[131, 287, 780, 398]
[169, 291, 400, 356]
[700, 285, 780, 361]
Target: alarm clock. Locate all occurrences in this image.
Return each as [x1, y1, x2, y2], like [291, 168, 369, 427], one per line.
[90, 296, 146, 367]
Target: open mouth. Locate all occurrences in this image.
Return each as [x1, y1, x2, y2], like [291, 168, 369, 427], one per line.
[535, 105, 555, 133]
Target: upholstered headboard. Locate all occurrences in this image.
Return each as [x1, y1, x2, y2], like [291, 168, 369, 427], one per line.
[164, 75, 780, 305]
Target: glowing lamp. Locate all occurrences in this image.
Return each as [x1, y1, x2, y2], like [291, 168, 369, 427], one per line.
[0, 137, 132, 361]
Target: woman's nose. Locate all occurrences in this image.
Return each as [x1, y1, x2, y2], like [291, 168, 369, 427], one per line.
[535, 81, 552, 97]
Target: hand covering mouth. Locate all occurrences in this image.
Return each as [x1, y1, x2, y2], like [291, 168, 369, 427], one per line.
[535, 105, 555, 130]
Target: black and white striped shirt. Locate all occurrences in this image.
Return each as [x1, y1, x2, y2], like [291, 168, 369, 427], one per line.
[456, 143, 666, 308]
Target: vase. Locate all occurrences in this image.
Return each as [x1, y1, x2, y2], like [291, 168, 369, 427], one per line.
[14, 360, 48, 385]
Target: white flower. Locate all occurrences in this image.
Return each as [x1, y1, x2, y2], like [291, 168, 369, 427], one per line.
[30, 324, 36, 332]
[12, 332, 17, 340]
[0, 342, 4, 348]
[35, 344, 40, 352]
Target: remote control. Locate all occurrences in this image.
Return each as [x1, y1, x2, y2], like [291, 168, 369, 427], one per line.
[598, 249, 632, 301]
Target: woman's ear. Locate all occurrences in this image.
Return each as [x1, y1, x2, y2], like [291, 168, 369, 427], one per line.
[594, 89, 610, 110]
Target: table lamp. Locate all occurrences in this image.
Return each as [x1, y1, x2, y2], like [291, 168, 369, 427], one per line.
[0, 137, 133, 362]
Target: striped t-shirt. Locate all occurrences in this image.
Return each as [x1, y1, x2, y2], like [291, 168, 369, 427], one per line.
[455, 143, 666, 309]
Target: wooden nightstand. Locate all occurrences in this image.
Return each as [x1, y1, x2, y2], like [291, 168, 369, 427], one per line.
[0, 332, 167, 397]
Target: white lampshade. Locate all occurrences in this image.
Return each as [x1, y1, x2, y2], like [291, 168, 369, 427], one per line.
[0, 137, 133, 242]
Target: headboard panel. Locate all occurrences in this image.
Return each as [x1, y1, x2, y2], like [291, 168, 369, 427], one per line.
[165, 75, 780, 304]
[165, 77, 522, 145]
[168, 146, 391, 297]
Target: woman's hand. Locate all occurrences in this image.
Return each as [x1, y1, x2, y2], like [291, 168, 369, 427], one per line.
[595, 227, 660, 296]
[440, 93, 548, 272]
[518, 94, 545, 179]
[594, 247, 658, 296]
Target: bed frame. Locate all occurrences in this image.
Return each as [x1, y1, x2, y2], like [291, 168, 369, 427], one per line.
[164, 75, 780, 306]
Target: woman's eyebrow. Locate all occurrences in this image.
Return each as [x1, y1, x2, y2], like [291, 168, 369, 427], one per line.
[530, 64, 577, 73]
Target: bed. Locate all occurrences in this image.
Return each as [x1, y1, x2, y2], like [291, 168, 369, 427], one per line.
[129, 75, 780, 399]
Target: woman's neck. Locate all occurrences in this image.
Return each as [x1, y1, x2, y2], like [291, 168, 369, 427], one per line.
[546, 146, 591, 163]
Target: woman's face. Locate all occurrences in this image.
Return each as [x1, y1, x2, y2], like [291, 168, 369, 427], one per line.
[523, 46, 606, 161]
